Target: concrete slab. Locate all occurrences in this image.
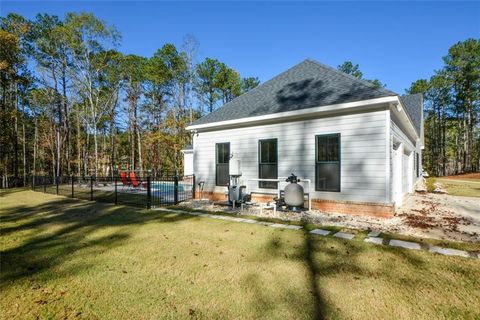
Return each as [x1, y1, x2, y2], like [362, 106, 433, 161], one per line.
[334, 232, 355, 240]
[364, 237, 383, 245]
[187, 212, 205, 216]
[429, 246, 470, 258]
[269, 223, 303, 230]
[310, 229, 331, 236]
[257, 221, 274, 226]
[389, 239, 421, 250]
[368, 230, 381, 237]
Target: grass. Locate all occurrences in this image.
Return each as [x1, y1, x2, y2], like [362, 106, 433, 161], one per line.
[1, 190, 480, 319]
[426, 177, 436, 193]
[170, 205, 479, 251]
[435, 177, 480, 198]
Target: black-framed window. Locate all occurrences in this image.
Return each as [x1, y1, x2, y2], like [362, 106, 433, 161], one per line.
[216, 142, 230, 186]
[416, 152, 419, 177]
[315, 134, 340, 192]
[259, 139, 278, 189]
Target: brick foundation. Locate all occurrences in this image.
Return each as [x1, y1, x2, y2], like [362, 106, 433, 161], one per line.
[311, 199, 394, 218]
[196, 191, 394, 218]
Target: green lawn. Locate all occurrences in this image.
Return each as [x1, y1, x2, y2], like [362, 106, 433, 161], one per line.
[435, 177, 480, 198]
[1, 190, 480, 319]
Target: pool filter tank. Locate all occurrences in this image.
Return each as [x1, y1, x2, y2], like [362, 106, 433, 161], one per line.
[228, 156, 246, 206]
[284, 173, 304, 211]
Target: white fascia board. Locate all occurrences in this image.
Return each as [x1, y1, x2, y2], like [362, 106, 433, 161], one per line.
[186, 96, 398, 131]
[391, 96, 420, 141]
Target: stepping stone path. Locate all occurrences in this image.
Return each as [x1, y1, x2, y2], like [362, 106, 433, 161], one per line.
[310, 229, 331, 236]
[429, 246, 470, 258]
[156, 208, 478, 259]
[364, 237, 383, 245]
[270, 223, 303, 230]
[242, 219, 258, 224]
[182, 211, 203, 216]
[389, 239, 421, 250]
[334, 232, 355, 240]
[368, 230, 381, 237]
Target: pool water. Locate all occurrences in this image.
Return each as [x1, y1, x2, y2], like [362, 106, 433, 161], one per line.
[151, 181, 186, 193]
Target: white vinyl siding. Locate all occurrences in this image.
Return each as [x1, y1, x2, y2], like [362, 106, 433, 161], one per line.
[193, 107, 389, 203]
[391, 111, 422, 202]
[402, 153, 409, 194]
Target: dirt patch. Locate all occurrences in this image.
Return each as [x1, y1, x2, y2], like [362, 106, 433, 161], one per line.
[396, 192, 480, 242]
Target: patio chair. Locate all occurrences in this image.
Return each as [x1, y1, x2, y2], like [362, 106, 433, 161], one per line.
[120, 171, 131, 190]
[129, 172, 147, 191]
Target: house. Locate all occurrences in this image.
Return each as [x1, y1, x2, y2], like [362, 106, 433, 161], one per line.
[185, 59, 423, 217]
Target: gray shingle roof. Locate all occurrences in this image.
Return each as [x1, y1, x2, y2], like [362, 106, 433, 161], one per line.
[191, 59, 422, 136]
[400, 93, 423, 136]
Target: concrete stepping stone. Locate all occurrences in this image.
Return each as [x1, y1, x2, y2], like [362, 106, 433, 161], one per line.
[241, 219, 258, 224]
[334, 232, 355, 240]
[389, 239, 421, 250]
[310, 229, 331, 236]
[269, 223, 302, 230]
[257, 221, 274, 226]
[187, 211, 205, 216]
[429, 246, 470, 258]
[368, 230, 381, 237]
[364, 237, 383, 245]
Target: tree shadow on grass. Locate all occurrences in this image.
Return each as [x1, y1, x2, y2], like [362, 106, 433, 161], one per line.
[244, 221, 430, 320]
[0, 192, 196, 289]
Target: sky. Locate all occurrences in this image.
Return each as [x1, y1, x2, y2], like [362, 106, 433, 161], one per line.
[1, 1, 479, 93]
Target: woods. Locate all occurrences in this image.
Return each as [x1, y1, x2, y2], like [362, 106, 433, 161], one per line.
[0, 12, 259, 185]
[407, 39, 480, 176]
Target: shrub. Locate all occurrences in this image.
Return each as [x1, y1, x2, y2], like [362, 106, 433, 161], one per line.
[426, 177, 436, 193]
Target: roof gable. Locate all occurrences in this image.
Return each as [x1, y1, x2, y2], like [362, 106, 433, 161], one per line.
[400, 93, 423, 136]
[192, 59, 397, 126]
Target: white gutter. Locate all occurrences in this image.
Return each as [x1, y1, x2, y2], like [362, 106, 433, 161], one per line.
[187, 96, 398, 131]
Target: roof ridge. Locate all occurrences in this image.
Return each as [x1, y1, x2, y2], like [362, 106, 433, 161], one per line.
[190, 58, 401, 127]
[304, 58, 398, 97]
[199, 59, 323, 116]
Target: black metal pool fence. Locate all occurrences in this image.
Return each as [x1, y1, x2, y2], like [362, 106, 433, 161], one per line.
[28, 174, 195, 208]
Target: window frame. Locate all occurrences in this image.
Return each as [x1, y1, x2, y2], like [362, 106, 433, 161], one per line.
[215, 142, 230, 187]
[258, 138, 278, 189]
[315, 133, 341, 192]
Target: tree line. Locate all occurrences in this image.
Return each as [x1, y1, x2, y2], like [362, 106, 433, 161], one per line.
[337, 40, 480, 177]
[407, 39, 479, 176]
[0, 12, 260, 185]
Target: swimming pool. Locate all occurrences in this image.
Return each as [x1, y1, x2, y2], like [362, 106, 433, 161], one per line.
[151, 181, 186, 193]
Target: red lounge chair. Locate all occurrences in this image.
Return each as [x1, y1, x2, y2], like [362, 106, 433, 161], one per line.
[120, 171, 130, 190]
[129, 172, 146, 191]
